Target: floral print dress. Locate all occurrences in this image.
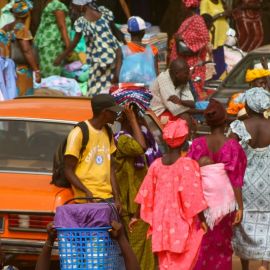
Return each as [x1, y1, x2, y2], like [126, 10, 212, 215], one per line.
[34, 0, 71, 77]
[231, 120, 270, 261]
[135, 157, 207, 270]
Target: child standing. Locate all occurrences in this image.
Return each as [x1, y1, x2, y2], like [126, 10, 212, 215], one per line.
[134, 119, 208, 270]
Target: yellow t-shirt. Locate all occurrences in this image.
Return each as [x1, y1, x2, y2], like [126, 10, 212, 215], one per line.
[65, 121, 116, 199]
[200, 0, 229, 49]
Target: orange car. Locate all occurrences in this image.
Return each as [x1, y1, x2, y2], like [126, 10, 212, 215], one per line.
[0, 96, 164, 264]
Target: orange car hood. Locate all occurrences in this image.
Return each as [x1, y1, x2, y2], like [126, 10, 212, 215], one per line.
[0, 172, 72, 213]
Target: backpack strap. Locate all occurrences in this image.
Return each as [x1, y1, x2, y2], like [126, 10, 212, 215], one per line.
[75, 121, 89, 156]
[74, 122, 112, 157]
[104, 124, 113, 143]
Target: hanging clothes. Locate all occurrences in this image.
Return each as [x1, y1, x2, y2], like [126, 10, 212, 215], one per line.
[0, 57, 17, 99]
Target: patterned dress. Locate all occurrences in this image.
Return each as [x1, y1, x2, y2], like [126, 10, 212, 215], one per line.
[74, 7, 120, 97]
[231, 120, 270, 261]
[170, 14, 209, 100]
[232, 0, 263, 52]
[188, 137, 247, 270]
[135, 157, 207, 270]
[113, 127, 160, 270]
[0, 22, 34, 96]
[34, 0, 71, 77]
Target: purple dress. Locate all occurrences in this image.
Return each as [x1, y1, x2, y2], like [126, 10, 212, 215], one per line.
[188, 137, 247, 270]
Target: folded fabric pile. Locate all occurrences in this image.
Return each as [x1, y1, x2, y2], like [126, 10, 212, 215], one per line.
[110, 83, 152, 116]
[34, 75, 81, 96]
[62, 61, 89, 83]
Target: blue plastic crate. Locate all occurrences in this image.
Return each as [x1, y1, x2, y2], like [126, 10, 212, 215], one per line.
[57, 227, 123, 270]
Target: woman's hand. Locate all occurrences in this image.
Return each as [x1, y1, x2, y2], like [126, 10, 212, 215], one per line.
[124, 104, 137, 122]
[54, 55, 63, 66]
[201, 221, 208, 233]
[233, 209, 243, 226]
[34, 71, 41, 83]
[128, 217, 139, 233]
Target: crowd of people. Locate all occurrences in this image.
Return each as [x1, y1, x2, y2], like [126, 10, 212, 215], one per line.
[1, 0, 270, 270]
[1, 0, 270, 99]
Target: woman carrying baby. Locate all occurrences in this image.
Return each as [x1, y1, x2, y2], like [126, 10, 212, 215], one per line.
[188, 99, 247, 270]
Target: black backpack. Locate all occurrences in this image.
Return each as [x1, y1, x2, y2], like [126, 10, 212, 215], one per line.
[51, 121, 113, 188]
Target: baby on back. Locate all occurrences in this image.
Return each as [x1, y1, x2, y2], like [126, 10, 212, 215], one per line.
[198, 156, 214, 167]
[198, 156, 237, 229]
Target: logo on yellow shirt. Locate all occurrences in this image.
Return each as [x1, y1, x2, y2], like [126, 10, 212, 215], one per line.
[96, 155, 103, 165]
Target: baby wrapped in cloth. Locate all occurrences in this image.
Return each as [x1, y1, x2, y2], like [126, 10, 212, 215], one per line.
[198, 157, 237, 229]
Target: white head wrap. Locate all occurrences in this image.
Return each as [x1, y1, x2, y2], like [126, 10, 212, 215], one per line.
[72, 0, 93, 5]
[235, 87, 270, 113]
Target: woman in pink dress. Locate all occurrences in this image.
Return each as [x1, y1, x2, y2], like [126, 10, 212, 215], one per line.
[188, 99, 247, 270]
[135, 118, 208, 270]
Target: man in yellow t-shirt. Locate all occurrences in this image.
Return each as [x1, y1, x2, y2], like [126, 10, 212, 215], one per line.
[64, 94, 123, 207]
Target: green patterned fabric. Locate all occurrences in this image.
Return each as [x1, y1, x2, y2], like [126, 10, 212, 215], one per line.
[122, 216, 156, 270]
[114, 134, 156, 270]
[34, 0, 71, 77]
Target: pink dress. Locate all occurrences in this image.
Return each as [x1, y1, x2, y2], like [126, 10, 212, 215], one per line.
[188, 137, 247, 270]
[135, 157, 207, 270]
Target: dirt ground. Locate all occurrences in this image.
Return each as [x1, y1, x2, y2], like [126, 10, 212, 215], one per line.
[233, 256, 261, 270]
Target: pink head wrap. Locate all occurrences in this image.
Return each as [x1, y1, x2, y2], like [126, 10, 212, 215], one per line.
[162, 119, 189, 148]
[182, 0, 200, 8]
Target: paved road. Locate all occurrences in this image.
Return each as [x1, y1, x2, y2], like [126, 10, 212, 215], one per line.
[233, 256, 260, 269]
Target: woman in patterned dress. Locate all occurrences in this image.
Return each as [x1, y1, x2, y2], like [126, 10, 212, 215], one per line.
[34, 0, 71, 78]
[230, 87, 270, 270]
[54, 0, 121, 96]
[135, 118, 208, 270]
[170, 0, 210, 100]
[0, 0, 41, 96]
[232, 0, 263, 52]
[113, 102, 160, 270]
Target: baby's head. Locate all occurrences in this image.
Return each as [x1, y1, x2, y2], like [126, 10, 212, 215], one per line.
[198, 156, 214, 167]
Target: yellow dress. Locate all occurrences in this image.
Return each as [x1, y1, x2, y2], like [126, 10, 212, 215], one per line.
[200, 0, 229, 49]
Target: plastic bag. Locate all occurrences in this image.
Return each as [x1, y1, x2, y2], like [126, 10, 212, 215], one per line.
[119, 45, 156, 85]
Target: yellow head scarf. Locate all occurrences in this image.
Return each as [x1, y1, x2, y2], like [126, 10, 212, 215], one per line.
[246, 69, 270, 83]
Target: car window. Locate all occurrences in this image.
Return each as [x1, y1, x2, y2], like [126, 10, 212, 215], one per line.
[223, 54, 270, 89]
[0, 120, 73, 173]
